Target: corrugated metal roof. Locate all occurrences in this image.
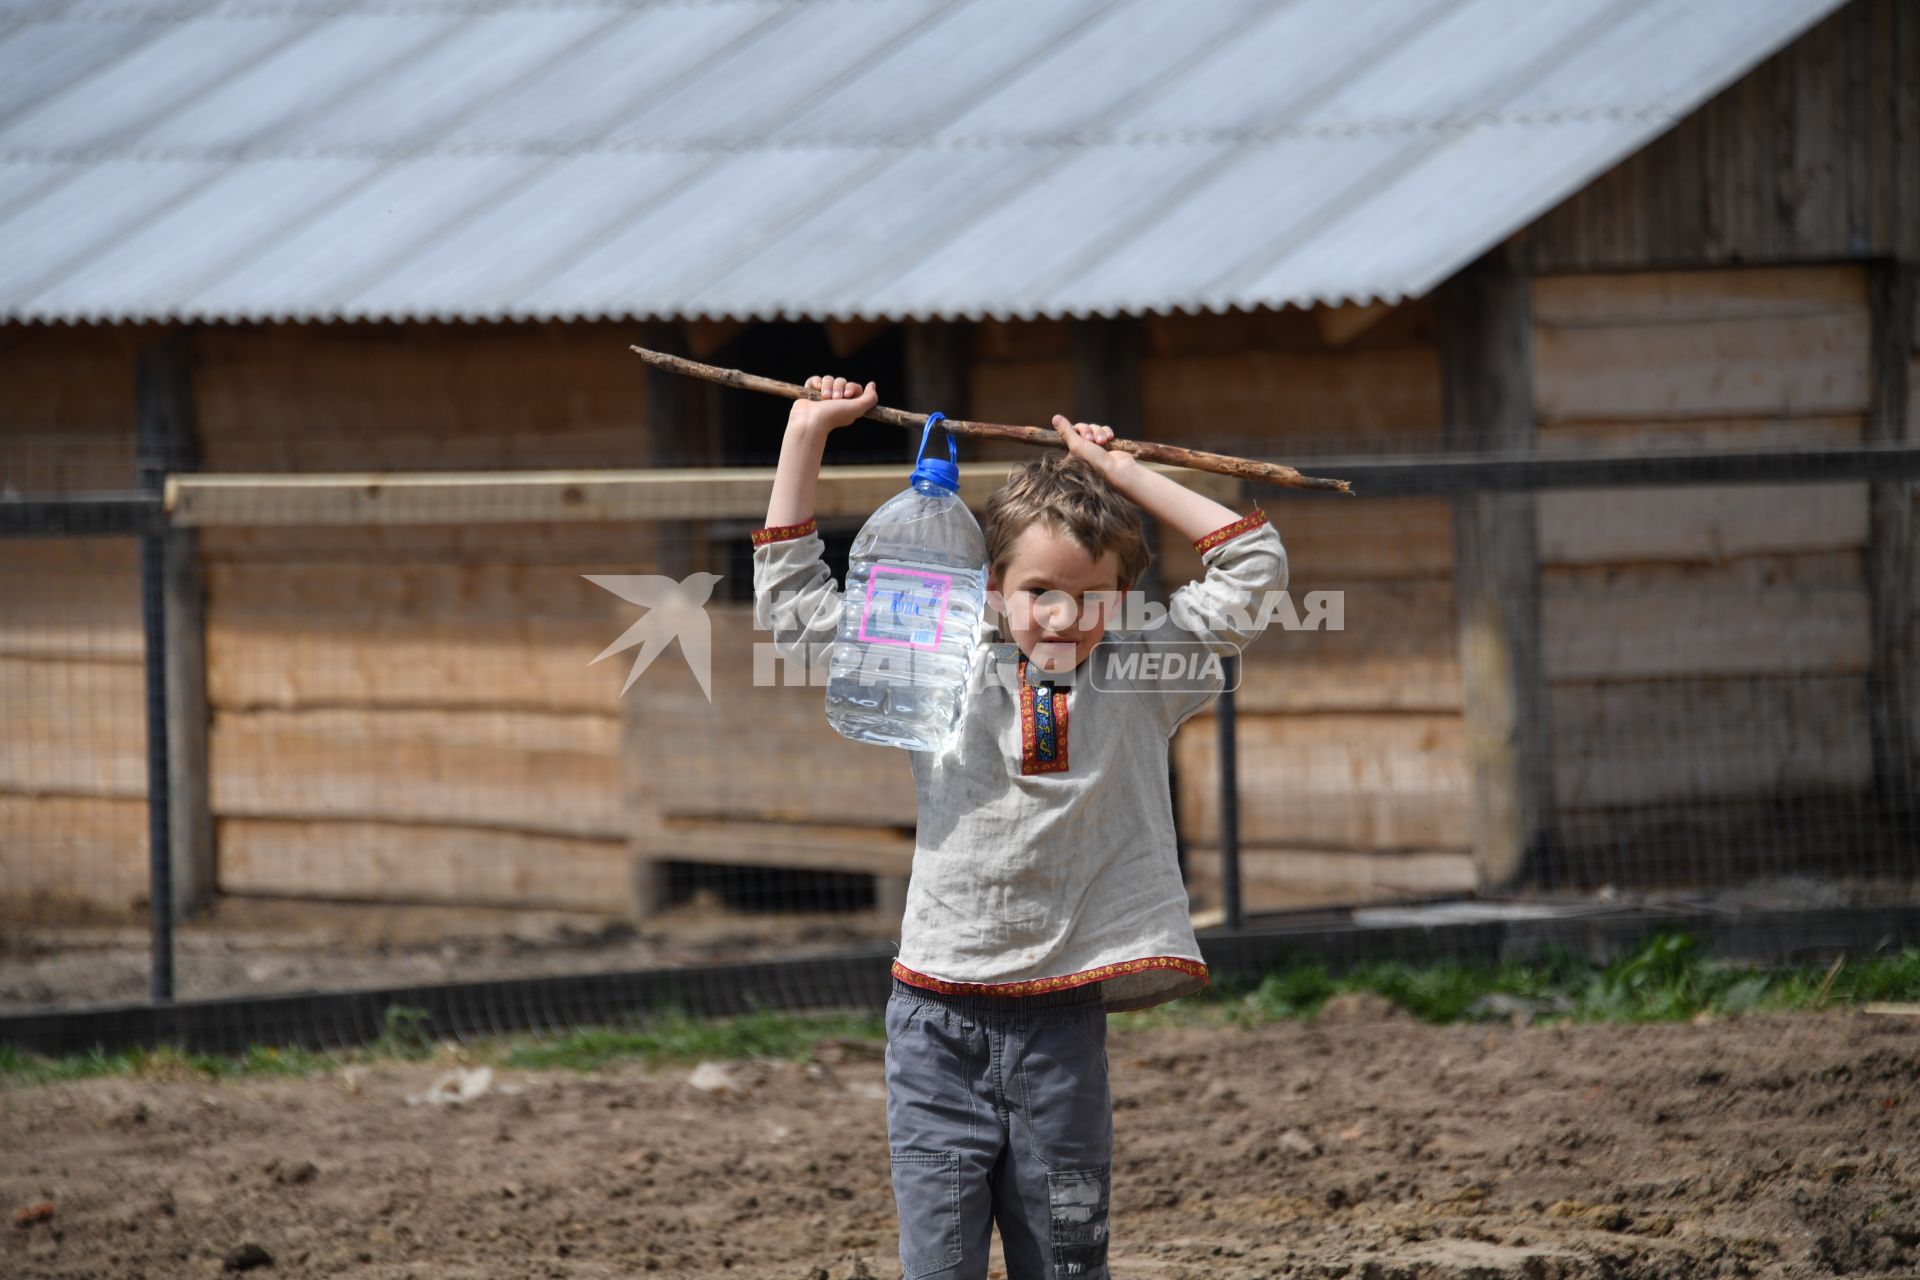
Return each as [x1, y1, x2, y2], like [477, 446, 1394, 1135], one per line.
[0, 0, 1848, 324]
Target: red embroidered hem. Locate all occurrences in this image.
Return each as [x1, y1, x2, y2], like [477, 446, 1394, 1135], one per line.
[1193, 507, 1268, 554]
[750, 516, 818, 547]
[890, 955, 1209, 998]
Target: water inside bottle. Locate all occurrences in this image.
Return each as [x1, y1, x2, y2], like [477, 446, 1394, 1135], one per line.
[825, 478, 987, 751]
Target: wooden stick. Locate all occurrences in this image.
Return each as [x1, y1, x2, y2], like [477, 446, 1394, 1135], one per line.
[630, 344, 1353, 495]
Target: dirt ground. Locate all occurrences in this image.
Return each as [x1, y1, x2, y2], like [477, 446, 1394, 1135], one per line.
[3, 1000, 1916, 1280]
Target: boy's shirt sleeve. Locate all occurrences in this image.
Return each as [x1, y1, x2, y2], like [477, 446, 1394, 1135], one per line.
[749, 516, 841, 667]
[1122, 505, 1288, 737]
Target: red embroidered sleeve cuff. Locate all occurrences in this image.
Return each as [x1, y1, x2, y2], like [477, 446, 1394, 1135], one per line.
[750, 516, 817, 548]
[1192, 507, 1269, 554]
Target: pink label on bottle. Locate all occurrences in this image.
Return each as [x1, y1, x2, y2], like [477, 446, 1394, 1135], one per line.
[857, 565, 952, 651]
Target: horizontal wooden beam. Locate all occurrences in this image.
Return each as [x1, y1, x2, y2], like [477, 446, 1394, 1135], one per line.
[0, 492, 162, 537]
[1297, 444, 1920, 497]
[162, 463, 1246, 528]
[16, 444, 1919, 538]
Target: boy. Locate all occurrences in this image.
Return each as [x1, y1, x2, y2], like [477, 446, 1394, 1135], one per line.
[751, 375, 1288, 1279]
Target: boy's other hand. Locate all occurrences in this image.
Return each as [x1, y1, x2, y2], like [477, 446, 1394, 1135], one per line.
[791, 375, 879, 433]
[1052, 414, 1136, 482]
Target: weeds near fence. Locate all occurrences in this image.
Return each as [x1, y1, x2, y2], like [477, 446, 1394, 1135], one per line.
[1130, 930, 1920, 1028]
[3, 931, 1915, 1086]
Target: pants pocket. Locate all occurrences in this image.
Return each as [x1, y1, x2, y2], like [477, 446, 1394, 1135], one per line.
[889, 1149, 963, 1278]
[1066, 1007, 1107, 1057]
[1048, 1164, 1111, 1277]
[1016, 1020, 1112, 1172]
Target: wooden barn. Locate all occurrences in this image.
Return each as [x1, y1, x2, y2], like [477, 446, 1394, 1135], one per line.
[2, 0, 1915, 930]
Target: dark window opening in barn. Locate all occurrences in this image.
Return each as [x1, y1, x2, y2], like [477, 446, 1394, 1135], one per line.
[710, 320, 911, 602]
[660, 860, 881, 913]
[710, 320, 909, 466]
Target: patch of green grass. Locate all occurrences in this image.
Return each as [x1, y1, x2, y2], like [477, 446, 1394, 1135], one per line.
[4, 933, 1916, 1087]
[0, 1039, 330, 1087]
[1116, 931, 1920, 1032]
[366, 1005, 436, 1061]
[0, 1004, 889, 1089]
[0, 1042, 129, 1086]
[499, 1008, 885, 1072]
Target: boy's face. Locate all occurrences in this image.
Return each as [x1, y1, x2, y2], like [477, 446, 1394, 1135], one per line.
[986, 523, 1126, 676]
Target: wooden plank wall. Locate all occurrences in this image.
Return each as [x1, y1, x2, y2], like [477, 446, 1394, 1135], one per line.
[1527, 0, 1920, 270]
[1530, 266, 1901, 867]
[192, 323, 661, 910]
[5, 272, 1910, 917]
[201, 522, 641, 908]
[1, 322, 701, 915]
[0, 327, 148, 914]
[972, 307, 1478, 911]
[0, 320, 925, 916]
[624, 605, 917, 893]
[0, 326, 142, 493]
[0, 540, 150, 913]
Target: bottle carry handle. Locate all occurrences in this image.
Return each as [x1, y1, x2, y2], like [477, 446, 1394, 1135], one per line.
[916, 412, 957, 469]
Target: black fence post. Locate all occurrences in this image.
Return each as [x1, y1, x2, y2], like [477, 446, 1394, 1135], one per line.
[135, 331, 202, 1004]
[1218, 655, 1242, 931]
[137, 526, 172, 1004]
[1866, 260, 1916, 844]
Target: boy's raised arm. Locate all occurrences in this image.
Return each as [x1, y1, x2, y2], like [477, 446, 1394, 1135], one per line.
[763, 376, 878, 527]
[1050, 413, 1246, 548]
[750, 377, 879, 666]
[1052, 416, 1289, 735]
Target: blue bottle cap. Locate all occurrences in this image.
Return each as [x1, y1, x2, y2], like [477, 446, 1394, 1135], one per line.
[912, 412, 959, 492]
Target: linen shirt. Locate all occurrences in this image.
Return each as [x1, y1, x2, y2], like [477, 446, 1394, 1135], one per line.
[749, 505, 1287, 1012]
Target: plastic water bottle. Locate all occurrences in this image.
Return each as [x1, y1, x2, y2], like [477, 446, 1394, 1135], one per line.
[825, 414, 987, 751]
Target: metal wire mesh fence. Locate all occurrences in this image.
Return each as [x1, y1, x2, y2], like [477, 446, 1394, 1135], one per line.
[2, 328, 1917, 1058]
[5, 458, 1917, 1056]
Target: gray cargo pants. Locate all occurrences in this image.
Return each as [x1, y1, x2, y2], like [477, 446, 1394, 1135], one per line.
[883, 974, 1112, 1279]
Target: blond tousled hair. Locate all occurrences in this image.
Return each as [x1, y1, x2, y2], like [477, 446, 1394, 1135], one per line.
[983, 451, 1151, 591]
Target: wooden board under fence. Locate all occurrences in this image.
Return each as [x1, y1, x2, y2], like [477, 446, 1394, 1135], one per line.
[0, 794, 149, 916]
[1183, 844, 1477, 915]
[622, 604, 918, 916]
[219, 816, 630, 911]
